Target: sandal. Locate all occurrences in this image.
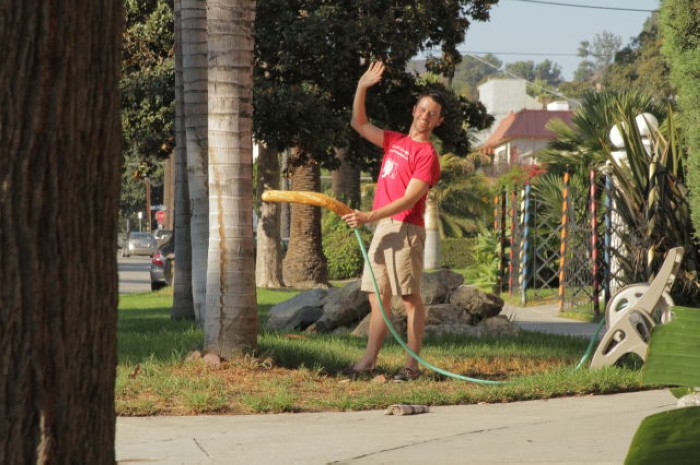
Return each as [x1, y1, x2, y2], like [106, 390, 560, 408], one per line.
[341, 365, 377, 380]
[393, 367, 421, 382]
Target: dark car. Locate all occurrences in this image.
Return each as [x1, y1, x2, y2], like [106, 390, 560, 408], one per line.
[149, 236, 174, 291]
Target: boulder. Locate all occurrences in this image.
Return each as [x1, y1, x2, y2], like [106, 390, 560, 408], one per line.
[314, 280, 370, 332]
[265, 288, 327, 331]
[449, 285, 504, 322]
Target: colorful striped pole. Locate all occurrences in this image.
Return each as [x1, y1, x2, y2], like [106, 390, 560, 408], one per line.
[590, 170, 600, 317]
[508, 190, 516, 296]
[520, 184, 531, 305]
[498, 192, 507, 293]
[604, 168, 613, 306]
[558, 171, 570, 313]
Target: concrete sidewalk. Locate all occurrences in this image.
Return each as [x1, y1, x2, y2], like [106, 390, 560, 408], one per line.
[116, 305, 672, 465]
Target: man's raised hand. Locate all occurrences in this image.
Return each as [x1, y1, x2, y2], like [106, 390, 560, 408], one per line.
[358, 61, 385, 89]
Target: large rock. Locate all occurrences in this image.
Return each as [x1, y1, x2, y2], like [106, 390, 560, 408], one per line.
[449, 285, 504, 322]
[421, 269, 465, 305]
[265, 288, 327, 331]
[314, 280, 370, 332]
[267, 270, 511, 339]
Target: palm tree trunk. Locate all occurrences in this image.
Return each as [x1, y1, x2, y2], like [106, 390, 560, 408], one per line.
[331, 146, 361, 209]
[424, 192, 441, 269]
[1, 1, 121, 462]
[172, 0, 195, 320]
[204, 0, 258, 357]
[256, 144, 285, 288]
[283, 156, 329, 288]
[181, 0, 209, 324]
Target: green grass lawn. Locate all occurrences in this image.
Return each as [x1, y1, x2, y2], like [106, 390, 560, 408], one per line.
[116, 288, 643, 416]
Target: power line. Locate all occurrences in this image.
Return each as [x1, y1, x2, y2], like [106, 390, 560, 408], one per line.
[509, 0, 658, 13]
[465, 53, 581, 104]
[462, 50, 614, 58]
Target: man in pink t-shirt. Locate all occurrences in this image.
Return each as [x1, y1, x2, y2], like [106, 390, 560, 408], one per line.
[342, 61, 443, 381]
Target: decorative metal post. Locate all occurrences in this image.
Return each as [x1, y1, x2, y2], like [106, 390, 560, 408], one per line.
[558, 171, 570, 313]
[590, 169, 600, 317]
[520, 184, 531, 305]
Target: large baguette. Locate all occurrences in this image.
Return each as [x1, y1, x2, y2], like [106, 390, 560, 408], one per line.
[261, 190, 353, 216]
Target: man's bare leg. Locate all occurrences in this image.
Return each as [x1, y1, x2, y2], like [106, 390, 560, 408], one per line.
[402, 293, 426, 372]
[353, 292, 392, 371]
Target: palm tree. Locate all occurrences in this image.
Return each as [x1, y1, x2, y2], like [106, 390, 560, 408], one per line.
[540, 90, 697, 301]
[203, 0, 258, 357]
[538, 91, 663, 176]
[424, 152, 493, 269]
[172, 0, 195, 320]
[282, 158, 328, 288]
[255, 143, 285, 288]
[181, 0, 209, 324]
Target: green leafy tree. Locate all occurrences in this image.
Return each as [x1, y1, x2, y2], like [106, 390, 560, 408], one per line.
[574, 31, 622, 83]
[121, 0, 175, 228]
[254, 0, 499, 287]
[603, 14, 673, 102]
[451, 53, 502, 99]
[660, 0, 700, 232]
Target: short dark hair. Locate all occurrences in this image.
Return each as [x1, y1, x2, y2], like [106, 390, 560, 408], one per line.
[417, 91, 446, 116]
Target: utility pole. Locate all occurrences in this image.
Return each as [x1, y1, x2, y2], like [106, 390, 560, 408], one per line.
[145, 177, 151, 232]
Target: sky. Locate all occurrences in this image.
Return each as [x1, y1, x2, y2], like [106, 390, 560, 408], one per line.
[452, 0, 661, 81]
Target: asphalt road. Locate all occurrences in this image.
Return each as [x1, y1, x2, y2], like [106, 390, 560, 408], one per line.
[117, 253, 152, 294]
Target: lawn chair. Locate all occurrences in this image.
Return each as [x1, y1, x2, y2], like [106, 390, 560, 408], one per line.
[590, 246, 684, 369]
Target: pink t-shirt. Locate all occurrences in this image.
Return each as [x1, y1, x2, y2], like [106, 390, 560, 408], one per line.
[372, 130, 441, 226]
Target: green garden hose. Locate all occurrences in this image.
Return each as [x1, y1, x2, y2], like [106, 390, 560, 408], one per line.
[353, 228, 606, 384]
[261, 190, 603, 383]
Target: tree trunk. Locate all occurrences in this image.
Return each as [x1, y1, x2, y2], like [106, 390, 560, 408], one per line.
[204, 0, 258, 357]
[280, 149, 291, 240]
[256, 144, 285, 288]
[164, 155, 175, 230]
[424, 191, 441, 270]
[181, 0, 209, 324]
[172, 0, 195, 320]
[283, 158, 328, 288]
[0, 2, 122, 463]
[331, 146, 361, 209]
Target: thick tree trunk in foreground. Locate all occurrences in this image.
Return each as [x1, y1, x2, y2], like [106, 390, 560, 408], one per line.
[0, 2, 122, 463]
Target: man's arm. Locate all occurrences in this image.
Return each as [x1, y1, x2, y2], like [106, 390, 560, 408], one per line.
[351, 61, 385, 148]
[342, 178, 430, 228]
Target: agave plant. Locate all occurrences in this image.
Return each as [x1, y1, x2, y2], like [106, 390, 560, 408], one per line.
[602, 104, 697, 298]
[538, 91, 664, 176]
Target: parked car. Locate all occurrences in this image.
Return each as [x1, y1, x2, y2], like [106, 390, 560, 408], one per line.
[123, 232, 157, 257]
[153, 228, 173, 248]
[150, 236, 174, 291]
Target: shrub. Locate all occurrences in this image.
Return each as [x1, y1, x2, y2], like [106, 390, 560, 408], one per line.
[440, 238, 477, 269]
[322, 213, 372, 280]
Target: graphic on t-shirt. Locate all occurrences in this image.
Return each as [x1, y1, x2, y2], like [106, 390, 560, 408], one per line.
[381, 159, 397, 179]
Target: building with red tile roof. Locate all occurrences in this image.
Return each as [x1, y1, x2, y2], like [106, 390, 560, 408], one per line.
[481, 108, 574, 171]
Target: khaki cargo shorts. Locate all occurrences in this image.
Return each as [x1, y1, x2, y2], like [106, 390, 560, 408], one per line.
[361, 219, 425, 296]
